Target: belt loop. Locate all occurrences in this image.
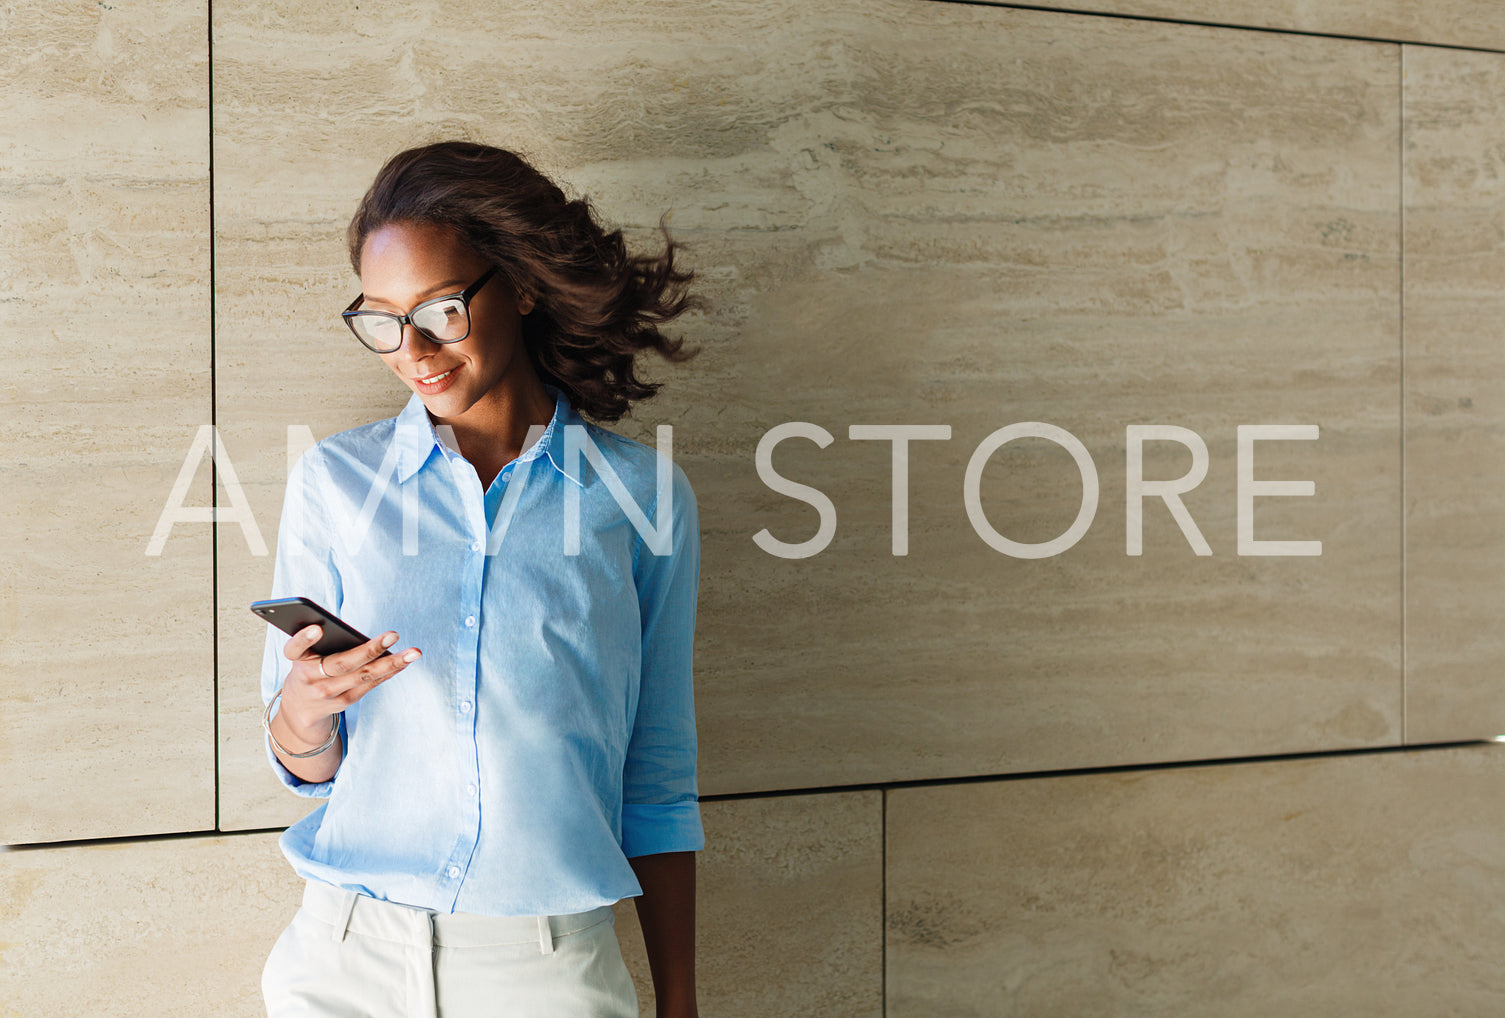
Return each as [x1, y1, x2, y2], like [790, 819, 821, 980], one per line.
[537, 914, 555, 955]
[331, 888, 358, 943]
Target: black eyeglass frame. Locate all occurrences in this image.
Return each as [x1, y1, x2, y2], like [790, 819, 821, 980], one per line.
[340, 266, 501, 353]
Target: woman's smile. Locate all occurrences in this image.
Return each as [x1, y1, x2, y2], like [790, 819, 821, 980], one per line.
[411, 364, 462, 394]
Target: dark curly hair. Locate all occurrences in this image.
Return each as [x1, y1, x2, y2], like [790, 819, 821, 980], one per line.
[347, 141, 699, 422]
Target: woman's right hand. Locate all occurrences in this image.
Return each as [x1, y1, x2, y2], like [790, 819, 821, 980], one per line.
[274, 625, 422, 746]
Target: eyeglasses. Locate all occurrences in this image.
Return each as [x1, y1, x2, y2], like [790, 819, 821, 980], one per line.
[341, 267, 499, 354]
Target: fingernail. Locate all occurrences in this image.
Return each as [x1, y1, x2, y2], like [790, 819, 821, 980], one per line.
[402, 649, 420, 662]
[381, 632, 398, 648]
[304, 625, 323, 639]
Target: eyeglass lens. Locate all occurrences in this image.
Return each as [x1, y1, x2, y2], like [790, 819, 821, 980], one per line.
[349, 297, 470, 352]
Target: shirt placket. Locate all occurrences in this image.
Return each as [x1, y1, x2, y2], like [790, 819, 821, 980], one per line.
[441, 449, 488, 909]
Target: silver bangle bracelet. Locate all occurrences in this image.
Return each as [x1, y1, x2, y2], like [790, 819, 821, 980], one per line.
[263, 690, 341, 759]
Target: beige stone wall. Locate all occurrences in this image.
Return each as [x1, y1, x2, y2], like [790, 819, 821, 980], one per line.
[981, 0, 1505, 49]
[8, 1, 1505, 1014]
[1, 0, 214, 846]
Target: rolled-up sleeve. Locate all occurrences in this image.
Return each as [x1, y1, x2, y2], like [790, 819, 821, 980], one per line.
[259, 445, 344, 799]
[621, 460, 705, 857]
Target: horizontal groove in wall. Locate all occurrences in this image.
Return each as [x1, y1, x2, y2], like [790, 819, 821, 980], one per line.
[927, 0, 1505, 55]
[700, 738, 1498, 801]
[8, 740, 1496, 852]
[4, 826, 292, 854]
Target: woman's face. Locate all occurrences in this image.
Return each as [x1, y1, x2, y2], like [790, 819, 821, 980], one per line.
[356, 220, 535, 421]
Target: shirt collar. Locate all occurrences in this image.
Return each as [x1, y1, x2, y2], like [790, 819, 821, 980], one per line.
[392, 382, 585, 487]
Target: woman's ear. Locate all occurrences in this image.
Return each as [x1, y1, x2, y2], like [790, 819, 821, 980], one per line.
[515, 290, 535, 316]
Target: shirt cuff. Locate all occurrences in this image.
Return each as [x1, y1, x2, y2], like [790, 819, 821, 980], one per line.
[620, 799, 705, 857]
[263, 714, 341, 799]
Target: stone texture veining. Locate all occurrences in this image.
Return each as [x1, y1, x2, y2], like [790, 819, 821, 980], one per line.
[969, 0, 1505, 51]
[887, 743, 1505, 1016]
[215, 1, 1403, 828]
[1, 0, 213, 843]
[1402, 44, 1505, 741]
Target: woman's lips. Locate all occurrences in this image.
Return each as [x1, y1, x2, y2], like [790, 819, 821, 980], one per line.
[413, 365, 459, 394]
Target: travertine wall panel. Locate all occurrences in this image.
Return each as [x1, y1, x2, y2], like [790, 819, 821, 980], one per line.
[973, 0, 1505, 51]
[614, 791, 883, 1018]
[887, 743, 1505, 1017]
[216, 1, 1403, 827]
[693, 8, 1403, 787]
[0, 1, 213, 843]
[0, 833, 301, 1016]
[0, 794, 878, 1017]
[1403, 46, 1505, 742]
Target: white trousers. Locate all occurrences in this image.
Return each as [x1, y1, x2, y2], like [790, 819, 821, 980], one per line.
[262, 879, 639, 1018]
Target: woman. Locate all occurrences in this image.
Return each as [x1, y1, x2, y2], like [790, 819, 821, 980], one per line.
[258, 141, 703, 1018]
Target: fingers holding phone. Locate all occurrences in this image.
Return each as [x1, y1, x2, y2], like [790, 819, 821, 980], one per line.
[252, 598, 422, 746]
[294, 625, 422, 705]
[280, 625, 422, 733]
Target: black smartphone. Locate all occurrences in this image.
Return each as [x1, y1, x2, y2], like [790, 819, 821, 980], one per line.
[250, 597, 373, 658]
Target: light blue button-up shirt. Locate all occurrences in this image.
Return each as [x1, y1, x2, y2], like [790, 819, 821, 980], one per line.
[260, 383, 703, 917]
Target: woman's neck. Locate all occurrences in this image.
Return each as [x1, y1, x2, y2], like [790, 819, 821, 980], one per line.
[431, 373, 557, 476]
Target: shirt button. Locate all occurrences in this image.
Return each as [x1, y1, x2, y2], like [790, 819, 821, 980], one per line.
[464, 615, 476, 627]
[459, 700, 473, 713]
[447, 866, 460, 879]
[466, 784, 477, 797]
[501, 470, 511, 481]
[470, 539, 483, 552]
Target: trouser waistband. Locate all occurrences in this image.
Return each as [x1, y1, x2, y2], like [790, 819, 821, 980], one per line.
[299, 878, 615, 956]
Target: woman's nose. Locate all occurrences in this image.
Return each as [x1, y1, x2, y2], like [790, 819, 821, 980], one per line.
[395, 322, 441, 357]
